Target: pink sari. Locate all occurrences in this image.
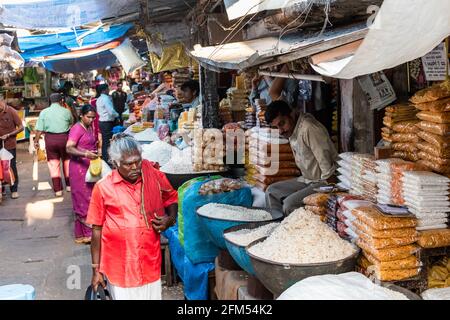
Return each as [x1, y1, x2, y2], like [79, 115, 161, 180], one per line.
[68, 123, 97, 239]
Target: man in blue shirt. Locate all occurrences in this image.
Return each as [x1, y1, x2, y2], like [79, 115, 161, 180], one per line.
[96, 84, 119, 164]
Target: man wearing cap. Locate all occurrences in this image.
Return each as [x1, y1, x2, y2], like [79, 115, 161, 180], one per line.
[34, 93, 73, 197]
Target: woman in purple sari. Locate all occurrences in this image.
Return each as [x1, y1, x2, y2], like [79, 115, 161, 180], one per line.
[66, 105, 99, 244]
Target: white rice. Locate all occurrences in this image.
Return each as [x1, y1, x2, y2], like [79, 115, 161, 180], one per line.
[141, 141, 174, 167]
[224, 223, 280, 247]
[248, 208, 357, 264]
[197, 203, 273, 222]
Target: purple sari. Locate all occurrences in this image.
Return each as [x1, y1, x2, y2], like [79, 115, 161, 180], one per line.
[68, 123, 97, 239]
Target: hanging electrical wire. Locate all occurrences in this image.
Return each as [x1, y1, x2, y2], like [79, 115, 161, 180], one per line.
[206, 0, 268, 60]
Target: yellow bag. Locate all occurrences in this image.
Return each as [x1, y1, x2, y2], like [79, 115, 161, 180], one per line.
[37, 149, 47, 162]
[89, 158, 102, 177]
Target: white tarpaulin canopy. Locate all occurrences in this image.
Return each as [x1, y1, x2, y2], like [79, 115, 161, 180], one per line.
[311, 0, 450, 79]
[224, 0, 335, 21]
[0, 0, 139, 29]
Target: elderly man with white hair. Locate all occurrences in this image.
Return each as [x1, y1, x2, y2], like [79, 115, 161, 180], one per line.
[86, 133, 178, 300]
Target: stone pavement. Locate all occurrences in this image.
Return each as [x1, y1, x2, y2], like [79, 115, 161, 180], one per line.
[0, 142, 184, 300]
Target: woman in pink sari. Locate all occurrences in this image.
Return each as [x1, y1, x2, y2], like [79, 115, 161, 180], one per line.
[66, 105, 99, 244]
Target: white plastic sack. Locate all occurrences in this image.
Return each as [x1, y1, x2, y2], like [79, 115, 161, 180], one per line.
[0, 146, 13, 161]
[422, 287, 450, 300]
[85, 160, 112, 183]
[277, 272, 409, 300]
[341, 200, 374, 210]
[111, 38, 146, 74]
[0, 45, 24, 70]
[0, 34, 13, 47]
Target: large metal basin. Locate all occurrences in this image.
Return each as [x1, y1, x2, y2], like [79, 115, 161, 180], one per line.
[246, 237, 360, 296]
[223, 221, 281, 276]
[197, 207, 283, 250]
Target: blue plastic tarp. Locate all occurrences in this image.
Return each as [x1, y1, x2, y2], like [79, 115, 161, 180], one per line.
[41, 50, 117, 73]
[18, 23, 133, 61]
[163, 224, 215, 300]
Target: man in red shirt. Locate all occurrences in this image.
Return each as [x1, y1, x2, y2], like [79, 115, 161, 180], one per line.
[0, 98, 24, 199]
[87, 133, 177, 300]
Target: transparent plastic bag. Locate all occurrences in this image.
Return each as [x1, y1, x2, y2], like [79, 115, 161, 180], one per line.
[415, 97, 450, 112]
[417, 159, 450, 174]
[392, 151, 420, 162]
[417, 130, 450, 148]
[392, 142, 418, 153]
[409, 81, 450, 104]
[417, 111, 450, 124]
[363, 251, 421, 270]
[357, 230, 418, 249]
[402, 171, 450, 184]
[357, 239, 419, 262]
[417, 121, 450, 136]
[416, 224, 448, 231]
[416, 142, 450, 159]
[367, 265, 420, 281]
[352, 219, 418, 239]
[303, 193, 330, 207]
[417, 229, 450, 248]
[392, 121, 420, 133]
[352, 206, 417, 230]
[418, 151, 450, 166]
[391, 133, 420, 143]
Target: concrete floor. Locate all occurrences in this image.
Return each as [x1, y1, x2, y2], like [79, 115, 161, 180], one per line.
[0, 142, 184, 300]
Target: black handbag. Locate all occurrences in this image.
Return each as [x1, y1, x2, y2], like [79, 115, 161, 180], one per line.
[84, 284, 112, 300]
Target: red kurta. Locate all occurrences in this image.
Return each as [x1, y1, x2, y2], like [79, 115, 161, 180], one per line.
[86, 160, 178, 288]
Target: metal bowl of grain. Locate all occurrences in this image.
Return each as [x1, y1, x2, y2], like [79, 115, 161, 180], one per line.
[246, 237, 360, 296]
[197, 206, 283, 250]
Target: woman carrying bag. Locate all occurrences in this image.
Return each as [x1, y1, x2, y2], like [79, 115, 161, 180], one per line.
[66, 105, 99, 244]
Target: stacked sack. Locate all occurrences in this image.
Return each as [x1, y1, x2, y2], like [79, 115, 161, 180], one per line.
[391, 120, 420, 162]
[255, 99, 269, 127]
[228, 87, 249, 122]
[248, 128, 298, 191]
[244, 106, 256, 129]
[390, 161, 426, 206]
[335, 195, 364, 242]
[402, 171, 450, 231]
[303, 193, 330, 222]
[219, 98, 233, 126]
[349, 154, 378, 201]
[244, 130, 257, 186]
[336, 152, 355, 191]
[350, 205, 421, 282]
[381, 103, 418, 144]
[192, 129, 225, 172]
[410, 82, 450, 176]
[172, 69, 191, 103]
[375, 158, 406, 205]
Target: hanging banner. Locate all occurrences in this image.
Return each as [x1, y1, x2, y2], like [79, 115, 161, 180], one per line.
[0, 0, 139, 29]
[422, 42, 450, 81]
[357, 71, 397, 110]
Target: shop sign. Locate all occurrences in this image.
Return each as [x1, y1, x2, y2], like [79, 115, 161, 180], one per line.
[422, 42, 450, 81]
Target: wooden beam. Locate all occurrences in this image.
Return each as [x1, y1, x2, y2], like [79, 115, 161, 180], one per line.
[310, 39, 363, 65]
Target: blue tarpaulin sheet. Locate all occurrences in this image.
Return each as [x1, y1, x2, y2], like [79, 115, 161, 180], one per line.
[163, 224, 215, 300]
[18, 23, 133, 61]
[41, 50, 117, 73]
